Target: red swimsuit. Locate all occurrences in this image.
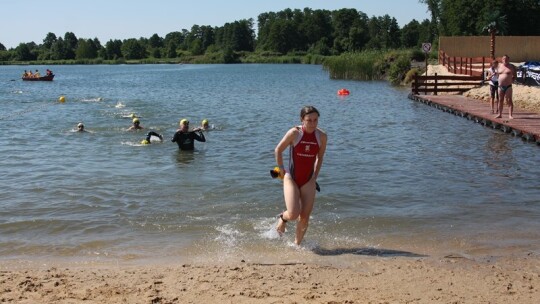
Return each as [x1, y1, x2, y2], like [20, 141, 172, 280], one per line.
[289, 126, 320, 188]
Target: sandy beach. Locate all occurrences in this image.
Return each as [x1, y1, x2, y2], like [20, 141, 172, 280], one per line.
[2, 254, 540, 304]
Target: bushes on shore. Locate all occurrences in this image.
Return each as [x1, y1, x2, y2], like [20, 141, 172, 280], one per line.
[323, 49, 427, 85]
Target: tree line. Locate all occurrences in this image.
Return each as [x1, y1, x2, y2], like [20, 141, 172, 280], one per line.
[0, 8, 432, 63]
[1, 2, 538, 63]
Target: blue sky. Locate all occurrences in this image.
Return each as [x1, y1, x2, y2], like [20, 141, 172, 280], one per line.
[1, 0, 429, 49]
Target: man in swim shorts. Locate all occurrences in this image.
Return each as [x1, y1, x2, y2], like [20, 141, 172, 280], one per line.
[274, 106, 327, 245]
[495, 55, 517, 119]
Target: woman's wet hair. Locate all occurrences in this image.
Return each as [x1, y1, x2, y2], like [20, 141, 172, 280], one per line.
[300, 106, 320, 119]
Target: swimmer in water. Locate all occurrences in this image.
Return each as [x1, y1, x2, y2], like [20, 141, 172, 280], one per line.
[127, 118, 144, 131]
[140, 131, 163, 145]
[171, 119, 206, 150]
[76, 122, 87, 132]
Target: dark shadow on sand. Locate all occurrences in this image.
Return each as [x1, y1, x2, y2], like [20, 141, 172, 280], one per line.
[312, 247, 428, 258]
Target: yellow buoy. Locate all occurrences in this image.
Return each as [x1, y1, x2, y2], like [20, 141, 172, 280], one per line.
[58, 96, 66, 103]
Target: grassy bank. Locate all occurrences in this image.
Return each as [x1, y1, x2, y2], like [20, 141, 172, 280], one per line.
[322, 49, 429, 84]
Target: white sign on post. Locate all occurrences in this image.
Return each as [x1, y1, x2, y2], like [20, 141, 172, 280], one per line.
[422, 43, 431, 75]
[422, 43, 432, 53]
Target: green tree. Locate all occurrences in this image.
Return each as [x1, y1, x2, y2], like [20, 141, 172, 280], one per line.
[215, 19, 255, 52]
[43, 32, 57, 49]
[256, 11, 276, 51]
[121, 38, 146, 59]
[401, 19, 421, 47]
[166, 41, 177, 58]
[50, 38, 68, 60]
[266, 19, 298, 54]
[418, 0, 440, 41]
[14, 43, 36, 61]
[149, 34, 164, 48]
[104, 39, 123, 60]
[300, 8, 333, 50]
[92, 38, 102, 52]
[0, 42, 6, 51]
[0, 49, 10, 61]
[189, 39, 204, 55]
[332, 8, 361, 51]
[76, 38, 98, 59]
[164, 31, 184, 48]
[63, 32, 78, 59]
[308, 37, 331, 55]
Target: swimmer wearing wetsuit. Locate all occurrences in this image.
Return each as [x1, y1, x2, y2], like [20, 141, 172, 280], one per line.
[171, 119, 206, 150]
[496, 54, 517, 119]
[141, 131, 163, 144]
[274, 106, 327, 245]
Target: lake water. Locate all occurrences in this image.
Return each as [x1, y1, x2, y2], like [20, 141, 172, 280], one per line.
[1, 64, 539, 267]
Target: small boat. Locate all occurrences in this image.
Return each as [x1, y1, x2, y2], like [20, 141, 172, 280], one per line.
[22, 74, 55, 81]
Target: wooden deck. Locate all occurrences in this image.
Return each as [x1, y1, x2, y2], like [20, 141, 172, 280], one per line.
[408, 94, 540, 144]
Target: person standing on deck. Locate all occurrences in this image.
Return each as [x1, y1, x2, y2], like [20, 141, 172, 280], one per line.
[486, 60, 499, 114]
[495, 55, 517, 119]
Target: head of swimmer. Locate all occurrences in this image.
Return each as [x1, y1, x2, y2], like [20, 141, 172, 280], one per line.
[77, 123, 84, 132]
[300, 106, 320, 132]
[180, 119, 189, 131]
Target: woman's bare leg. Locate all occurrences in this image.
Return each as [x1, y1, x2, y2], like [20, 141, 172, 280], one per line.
[277, 175, 300, 235]
[295, 179, 317, 245]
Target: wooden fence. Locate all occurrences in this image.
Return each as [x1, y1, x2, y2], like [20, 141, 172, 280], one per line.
[439, 36, 540, 62]
[438, 50, 491, 77]
[411, 73, 484, 95]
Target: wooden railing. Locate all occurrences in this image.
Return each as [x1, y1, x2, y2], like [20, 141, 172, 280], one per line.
[438, 50, 492, 77]
[411, 73, 484, 95]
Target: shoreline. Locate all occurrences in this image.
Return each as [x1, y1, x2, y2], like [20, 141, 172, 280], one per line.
[2, 255, 539, 303]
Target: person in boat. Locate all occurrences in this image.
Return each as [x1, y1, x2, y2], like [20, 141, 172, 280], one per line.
[46, 69, 53, 76]
[22, 70, 27, 77]
[127, 117, 144, 131]
[34, 70, 40, 78]
[274, 105, 327, 245]
[26, 70, 33, 78]
[171, 119, 206, 150]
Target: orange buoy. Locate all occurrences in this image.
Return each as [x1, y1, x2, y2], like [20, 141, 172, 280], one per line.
[337, 88, 350, 96]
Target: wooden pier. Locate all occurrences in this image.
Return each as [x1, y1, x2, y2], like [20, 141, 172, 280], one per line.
[408, 94, 540, 144]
